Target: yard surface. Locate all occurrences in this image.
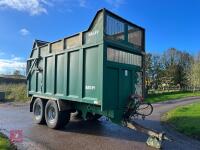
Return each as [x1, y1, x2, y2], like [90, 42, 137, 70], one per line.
[0, 133, 12, 150]
[164, 102, 200, 140]
[146, 91, 200, 103]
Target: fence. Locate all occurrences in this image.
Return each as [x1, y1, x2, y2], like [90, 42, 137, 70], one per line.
[147, 87, 200, 94]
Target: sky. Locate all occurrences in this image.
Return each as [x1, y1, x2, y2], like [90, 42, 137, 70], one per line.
[0, 0, 200, 75]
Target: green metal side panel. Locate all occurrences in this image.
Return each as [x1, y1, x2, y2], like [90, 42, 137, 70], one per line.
[30, 70, 36, 92]
[68, 51, 79, 97]
[55, 54, 64, 95]
[45, 56, 53, 94]
[40, 46, 49, 57]
[119, 69, 132, 108]
[84, 11, 103, 44]
[31, 49, 38, 58]
[84, 46, 98, 99]
[98, 44, 104, 106]
[103, 67, 119, 110]
[103, 66, 139, 110]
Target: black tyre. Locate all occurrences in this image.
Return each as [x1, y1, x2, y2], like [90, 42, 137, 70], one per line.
[45, 100, 70, 129]
[33, 98, 46, 124]
[86, 112, 102, 121]
[72, 110, 82, 119]
[93, 114, 102, 120]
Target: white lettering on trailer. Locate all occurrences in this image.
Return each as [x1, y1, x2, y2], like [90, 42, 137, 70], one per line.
[85, 85, 96, 90]
[88, 30, 99, 37]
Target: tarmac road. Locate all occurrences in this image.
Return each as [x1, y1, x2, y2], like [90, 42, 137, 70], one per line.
[0, 97, 200, 150]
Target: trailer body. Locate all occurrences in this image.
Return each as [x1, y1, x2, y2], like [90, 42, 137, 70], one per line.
[27, 8, 145, 123]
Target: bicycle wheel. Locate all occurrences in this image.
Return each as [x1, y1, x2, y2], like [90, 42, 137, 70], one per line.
[136, 102, 153, 116]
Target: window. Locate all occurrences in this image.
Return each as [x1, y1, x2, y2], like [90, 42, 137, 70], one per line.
[107, 48, 142, 67]
[105, 15, 125, 40]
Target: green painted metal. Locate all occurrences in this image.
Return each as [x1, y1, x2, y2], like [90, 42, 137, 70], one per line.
[55, 54, 64, 95]
[84, 46, 99, 99]
[27, 8, 145, 124]
[68, 51, 80, 97]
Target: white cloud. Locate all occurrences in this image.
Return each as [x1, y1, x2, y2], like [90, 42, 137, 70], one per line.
[104, 0, 124, 9]
[0, 58, 26, 75]
[11, 54, 23, 61]
[20, 28, 30, 36]
[12, 57, 22, 61]
[0, 0, 47, 15]
[0, 0, 99, 15]
[0, 52, 26, 75]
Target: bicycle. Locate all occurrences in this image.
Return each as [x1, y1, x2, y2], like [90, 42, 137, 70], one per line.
[124, 94, 153, 121]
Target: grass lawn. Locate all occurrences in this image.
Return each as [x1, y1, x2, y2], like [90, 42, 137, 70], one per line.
[163, 102, 200, 140]
[0, 133, 12, 150]
[146, 91, 200, 103]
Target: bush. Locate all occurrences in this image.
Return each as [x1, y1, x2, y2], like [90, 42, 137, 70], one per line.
[0, 83, 29, 102]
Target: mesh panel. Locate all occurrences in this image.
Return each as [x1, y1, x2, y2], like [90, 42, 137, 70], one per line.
[128, 26, 142, 48]
[65, 35, 81, 49]
[107, 48, 142, 67]
[105, 15, 125, 40]
[51, 41, 63, 53]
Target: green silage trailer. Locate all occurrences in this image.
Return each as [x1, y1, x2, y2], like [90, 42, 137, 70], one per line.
[27, 9, 169, 148]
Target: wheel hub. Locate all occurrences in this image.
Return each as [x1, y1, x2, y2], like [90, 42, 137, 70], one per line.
[47, 106, 56, 123]
[34, 103, 41, 120]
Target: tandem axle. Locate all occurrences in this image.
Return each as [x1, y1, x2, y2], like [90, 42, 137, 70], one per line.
[30, 94, 170, 149]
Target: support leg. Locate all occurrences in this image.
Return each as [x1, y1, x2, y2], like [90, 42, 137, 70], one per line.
[126, 121, 170, 149]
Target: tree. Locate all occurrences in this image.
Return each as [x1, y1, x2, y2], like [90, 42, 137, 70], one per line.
[145, 53, 163, 92]
[162, 48, 193, 89]
[189, 57, 200, 91]
[145, 48, 194, 93]
[145, 53, 153, 94]
[13, 70, 21, 76]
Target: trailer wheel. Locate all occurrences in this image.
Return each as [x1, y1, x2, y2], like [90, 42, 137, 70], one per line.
[45, 100, 70, 129]
[33, 98, 46, 124]
[93, 114, 102, 120]
[86, 112, 102, 121]
[71, 110, 82, 119]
